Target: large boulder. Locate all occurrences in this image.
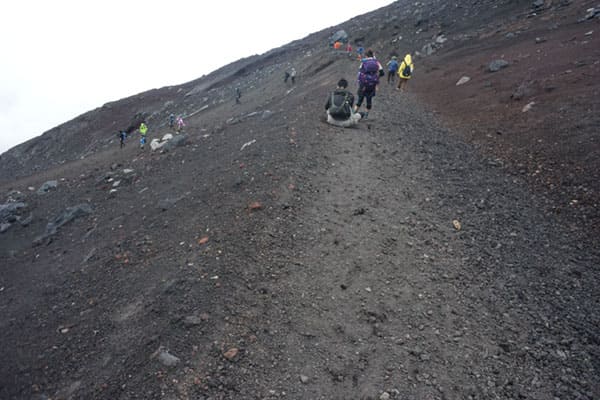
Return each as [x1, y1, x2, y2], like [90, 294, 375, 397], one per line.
[329, 30, 349, 45]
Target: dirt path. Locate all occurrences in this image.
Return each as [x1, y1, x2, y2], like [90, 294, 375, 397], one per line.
[206, 83, 600, 398]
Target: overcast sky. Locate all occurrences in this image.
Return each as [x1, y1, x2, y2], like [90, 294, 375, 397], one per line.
[0, 0, 394, 155]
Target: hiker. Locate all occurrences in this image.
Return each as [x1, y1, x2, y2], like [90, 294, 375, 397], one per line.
[386, 56, 399, 84]
[325, 78, 363, 127]
[290, 67, 296, 84]
[176, 116, 185, 133]
[334, 41, 342, 50]
[346, 43, 353, 54]
[235, 87, 241, 104]
[139, 122, 148, 149]
[118, 130, 127, 148]
[169, 113, 175, 128]
[284, 70, 291, 83]
[356, 46, 364, 60]
[397, 54, 414, 92]
[354, 49, 383, 119]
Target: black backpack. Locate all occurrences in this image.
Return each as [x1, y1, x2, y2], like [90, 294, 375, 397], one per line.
[402, 62, 412, 77]
[328, 92, 351, 119]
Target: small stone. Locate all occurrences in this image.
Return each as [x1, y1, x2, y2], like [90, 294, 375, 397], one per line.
[456, 76, 471, 86]
[183, 315, 204, 326]
[380, 392, 391, 400]
[157, 350, 180, 367]
[489, 59, 509, 72]
[223, 347, 239, 360]
[300, 375, 309, 384]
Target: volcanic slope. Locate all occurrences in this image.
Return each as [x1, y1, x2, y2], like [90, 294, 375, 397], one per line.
[1, 1, 599, 399]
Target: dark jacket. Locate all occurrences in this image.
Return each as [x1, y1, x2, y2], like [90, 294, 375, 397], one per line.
[325, 89, 355, 120]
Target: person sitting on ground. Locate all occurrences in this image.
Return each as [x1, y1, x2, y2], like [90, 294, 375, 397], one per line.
[324, 78, 363, 127]
[397, 53, 414, 92]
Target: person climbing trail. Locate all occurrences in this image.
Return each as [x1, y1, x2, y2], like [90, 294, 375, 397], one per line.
[176, 117, 185, 133]
[118, 130, 127, 148]
[354, 49, 383, 119]
[139, 122, 148, 149]
[397, 53, 414, 92]
[386, 56, 399, 84]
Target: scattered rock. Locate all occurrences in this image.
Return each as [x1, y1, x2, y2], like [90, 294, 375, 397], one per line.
[522, 101, 535, 112]
[37, 180, 58, 195]
[380, 392, 391, 400]
[248, 201, 263, 211]
[156, 349, 180, 367]
[299, 374, 309, 384]
[161, 134, 188, 152]
[488, 59, 509, 72]
[223, 348, 239, 360]
[452, 220, 462, 230]
[240, 139, 257, 151]
[34, 203, 92, 244]
[183, 315, 205, 326]
[456, 76, 471, 86]
[0, 223, 10, 233]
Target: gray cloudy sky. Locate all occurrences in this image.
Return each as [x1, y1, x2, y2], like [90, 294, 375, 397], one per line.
[0, 0, 394, 155]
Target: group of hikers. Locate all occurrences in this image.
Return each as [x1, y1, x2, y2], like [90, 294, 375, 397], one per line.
[117, 48, 413, 149]
[325, 49, 414, 127]
[118, 114, 186, 149]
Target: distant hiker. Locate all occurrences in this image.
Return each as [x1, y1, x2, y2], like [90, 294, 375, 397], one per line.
[176, 116, 185, 133]
[334, 41, 342, 50]
[386, 56, 399, 84]
[118, 130, 127, 148]
[356, 46, 364, 60]
[169, 113, 175, 128]
[354, 49, 383, 119]
[235, 87, 242, 104]
[325, 78, 363, 128]
[346, 43, 353, 54]
[139, 122, 148, 149]
[397, 54, 414, 92]
[285, 67, 296, 84]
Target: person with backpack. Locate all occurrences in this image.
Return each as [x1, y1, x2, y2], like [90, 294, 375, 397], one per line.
[176, 116, 185, 133]
[324, 78, 364, 127]
[387, 56, 399, 84]
[118, 130, 127, 148]
[284, 67, 296, 84]
[354, 49, 383, 119]
[139, 122, 148, 149]
[397, 54, 414, 92]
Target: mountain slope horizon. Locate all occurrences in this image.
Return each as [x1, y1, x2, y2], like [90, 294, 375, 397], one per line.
[1, 1, 599, 399]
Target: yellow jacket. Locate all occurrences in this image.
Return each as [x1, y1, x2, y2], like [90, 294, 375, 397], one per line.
[139, 123, 148, 135]
[398, 54, 414, 79]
